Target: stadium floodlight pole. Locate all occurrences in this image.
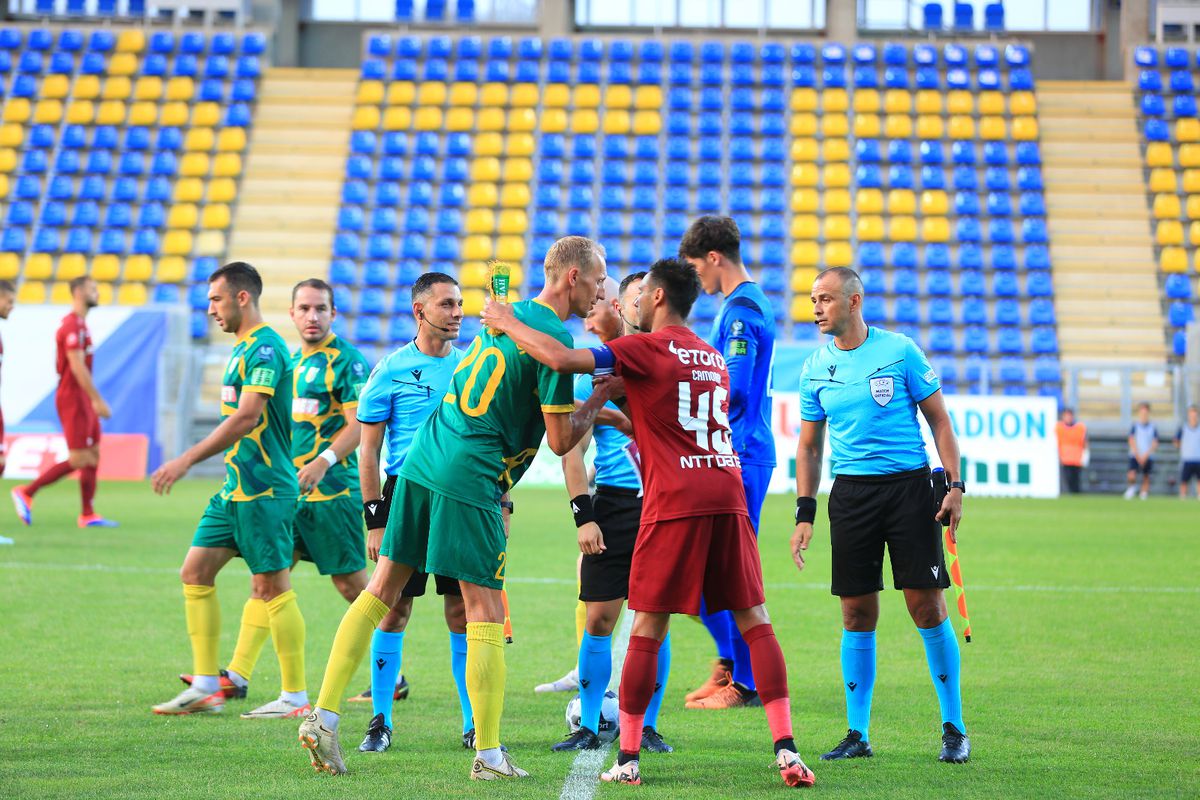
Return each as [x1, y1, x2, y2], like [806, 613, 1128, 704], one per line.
[933, 467, 972, 643]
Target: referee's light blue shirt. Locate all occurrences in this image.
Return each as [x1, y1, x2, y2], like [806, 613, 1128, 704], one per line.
[799, 327, 940, 476]
[574, 373, 642, 492]
[356, 341, 464, 475]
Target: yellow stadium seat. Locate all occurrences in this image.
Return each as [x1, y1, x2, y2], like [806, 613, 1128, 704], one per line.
[56, 254, 87, 281]
[474, 132, 502, 157]
[1158, 220, 1184, 246]
[507, 133, 534, 157]
[1181, 144, 1200, 168]
[574, 85, 601, 109]
[213, 153, 241, 179]
[208, 178, 236, 204]
[634, 86, 662, 110]
[386, 81, 415, 105]
[96, 100, 126, 126]
[824, 164, 851, 188]
[824, 215, 852, 240]
[498, 210, 527, 235]
[25, 254, 53, 280]
[823, 138, 850, 162]
[134, 75, 163, 101]
[791, 241, 820, 267]
[163, 230, 193, 257]
[790, 113, 817, 136]
[466, 209, 496, 234]
[462, 288, 487, 317]
[156, 256, 186, 284]
[502, 158, 532, 182]
[855, 189, 884, 214]
[116, 282, 148, 305]
[1179, 118, 1200, 143]
[500, 183, 531, 208]
[510, 83, 539, 107]
[180, 152, 210, 177]
[1010, 91, 1037, 115]
[890, 216, 917, 242]
[124, 255, 153, 282]
[464, 236, 493, 261]
[184, 127, 214, 151]
[1154, 194, 1182, 219]
[887, 190, 916, 215]
[417, 82, 446, 106]
[922, 217, 951, 242]
[73, 74, 100, 100]
[90, 254, 120, 282]
[127, 101, 157, 126]
[791, 88, 818, 111]
[980, 116, 1006, 140]
[1184, 170, 1200, 193]
[18, 281, 46, 304]
[947, 90, 973, 115]
[49, 281, 72, 304]
[196, 231, 224, 257]
[160, 102, 189, 127]
[791, 296, 815, 322]
[605, 85, 632, 108]
[448, 81, 478, 107]
[108, 53, 137, 76]
[165, 76, 194, 102]
[1150, 168, 1178, 193]
[0, 123, 22, 148]
[541, 108, 568, 133]
[883, 89, 912, 114]
[380, 107, 411, 130]
[853, 89, 880, 113]
[791, 268, 818, 294]
[0, 173, 8, 196]
[1162, 247, 1188, 273]
[117, 29, 145, 53]
[822, 88, 848, 112]
[948, 115, 976, 139]
[571, 109, 600, 134]
[825, 242, 853, 267]
[509, 107, 537, 132]
[446, 107, 474, 131]
[476, 107, 504, 131]
[1192, 222, 1200, 246]
[33, 100, 63, 125]
[102, 76, 132, 100]
[191, 102, 219, 127]
[825, 189, 851, 213]
[791, 163, 819, 187]
[0, 254, 18, 281]
[356, 80, 383, 105]
[41, 74, 69, 99]
[852, 114, 880, 138]
[823, 114, 849, 138]
[217, 128, 246, 152]
[471, 158, 501, 182]
[603, 110, 631, 134]
[978, 91, 1005, 115]
[460, 261, 488, 288]
[916, 90, 942, 114]
[791, 215, 820, 239]
[856, 215, 884, 241]
[479, 82, 508, 107]
[1012, 117, 1039, 141]
[0, 148, 15, 173]
[633, 110, 661, 135]
[468, 183, 497, 206]
[173, 178, 203, 203]
[921, 190, 949, 215]
[791, 138, 818, 162]
[884, 114, 912, 139]
[167, 204, 198, 229]
[1147, 142, 1175, 168]
[3, 98, 30, 123]
[1187, 195, 1200, 219]
[96, 282, 114, 306]
[544, 84, 569, 107]
[791, 189, 819, 212]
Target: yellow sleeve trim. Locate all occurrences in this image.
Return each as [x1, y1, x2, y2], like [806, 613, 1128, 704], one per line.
[242, 385, 275, 396]
[541, 403, 575, 413]
[341, 401, 359, 410]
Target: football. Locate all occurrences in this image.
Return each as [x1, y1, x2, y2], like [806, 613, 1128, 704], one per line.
[565, 690, 620, 735]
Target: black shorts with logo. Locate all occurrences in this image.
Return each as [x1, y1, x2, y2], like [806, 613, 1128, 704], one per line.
[579, 487, 642, 602]
[827, 467, 951, 596]
[379, 474, 463, 598]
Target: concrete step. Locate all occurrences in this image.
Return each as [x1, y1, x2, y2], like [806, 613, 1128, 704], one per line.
[232, 204, 338, 227]
[228, 229, 332, 251]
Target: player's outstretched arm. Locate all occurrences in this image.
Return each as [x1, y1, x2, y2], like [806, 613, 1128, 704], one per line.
[358, 421, 387, 560]
[918, 389, 964, 540]
[544, 378, 616, 456]
[150, 391, 269, 495]
[791, 418, 826, 571]
[562, 428, 605, 555]
[480, 298, 596, 374]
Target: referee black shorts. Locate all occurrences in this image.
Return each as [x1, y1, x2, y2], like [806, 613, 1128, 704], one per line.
[827, 467, 951, 597]
[579, 487, 642, 603]
[378, 474, 463, 599]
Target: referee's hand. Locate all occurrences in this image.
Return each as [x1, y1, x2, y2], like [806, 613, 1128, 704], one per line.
[790, 523, 812, 572]
[367, 528, 384, 562]
[577, 522, 606, 555]
[937, 491, 964, 543]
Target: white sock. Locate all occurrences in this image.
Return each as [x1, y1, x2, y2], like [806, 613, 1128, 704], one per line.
[478, 746, 504, 767]
[318, 708, 340, 730]
[281, 690, 309, 706]
[192, 674, 220, 694]
[225, 669, 249, 688]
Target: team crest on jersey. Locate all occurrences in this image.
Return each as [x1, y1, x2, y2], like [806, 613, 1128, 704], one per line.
[730, 319, 744, 336]
[257, 345, 274, 361]
[869, 377, 894, 406]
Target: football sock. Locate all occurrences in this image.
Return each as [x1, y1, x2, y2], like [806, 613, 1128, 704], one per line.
[192, 674, 220, 694]
[225, 669, 248, 688]
[918, 618, 965, 734]
[478, 747, 504, 768]
[617, 635, 660, 757]
[182, 584, 220, 679]
[370, 630, 404, 727]
[729, 626, 757, 692]
[742, 623, 793, 744]
[643, 631, 670, 730]
[26, 460, 73, 495]
[318, 708, 339, 730]
[449, 631, 472, 733]
[315, 590, 389, 715]
[79, 466, 97, 516]
[226, 598, 270, 681]
[266, 590, 306, 693]
[698, 599, 735, 661]
[578, 631, 612, 734]
[281, 689, 309, 706]
[574, 599, 587, 649]
[841, 629, 876, 740]
[466, 622, 506, 751]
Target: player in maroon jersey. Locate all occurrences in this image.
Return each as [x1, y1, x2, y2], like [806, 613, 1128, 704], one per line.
[0, 280, 14, 544]
[482, 258, 814, 789]
[12, 276, 118, 529]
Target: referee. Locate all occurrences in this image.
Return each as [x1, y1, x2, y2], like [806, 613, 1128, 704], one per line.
[791, 267, 970, 764]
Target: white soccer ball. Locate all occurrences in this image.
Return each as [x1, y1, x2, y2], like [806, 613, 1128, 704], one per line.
[565, 690, 620, 735]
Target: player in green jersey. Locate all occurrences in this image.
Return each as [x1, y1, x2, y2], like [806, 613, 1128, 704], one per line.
[150, 262, 309, 719]
[298, 236, 617, 780]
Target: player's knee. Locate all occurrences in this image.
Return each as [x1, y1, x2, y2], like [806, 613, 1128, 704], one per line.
[841, 604, 878, 632]
[251, 571, 290, 601]
[380, 601, 412, 632]
[443, 597, 467, 630]
[332, 574, 364, 603]
[732, 604, 770, 632]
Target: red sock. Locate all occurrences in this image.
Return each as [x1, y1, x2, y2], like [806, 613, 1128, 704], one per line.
[80, 466, 97, 516]
[743, 623, 793, 743]
[617, 635, 661, 757]
[27, 460, 74, 495]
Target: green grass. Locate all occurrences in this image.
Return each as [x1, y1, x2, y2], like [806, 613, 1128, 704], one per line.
[1, 480, 1197, 799]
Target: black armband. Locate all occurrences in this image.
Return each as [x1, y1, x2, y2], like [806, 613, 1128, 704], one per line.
[500, 500, 514, 514]
[795, 496, 817, 525]
[570, 493, 595, 527]
[363, 499, 388, 530]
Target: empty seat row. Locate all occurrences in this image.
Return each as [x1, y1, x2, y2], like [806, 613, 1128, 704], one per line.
[862, 296, 1056, 326]
[2, 98, 254, 127]
[0, 28, 265, 56]
[1, 73, 259, 102]
[0, 50, 260, 79]
[1, 226, 224, 256]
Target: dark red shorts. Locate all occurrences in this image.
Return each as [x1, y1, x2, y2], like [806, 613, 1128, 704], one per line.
[627, 513, 765, 615]
[57, 394, 100, 450]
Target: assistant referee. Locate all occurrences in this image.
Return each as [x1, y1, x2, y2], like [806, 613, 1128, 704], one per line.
[790, 267, 970, 764]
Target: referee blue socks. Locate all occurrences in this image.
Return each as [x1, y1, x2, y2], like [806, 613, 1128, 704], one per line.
[578, 632, 612, 734]
[449, 631, 473, 734]
[370, 629, 404, 727]
[643, 632, 671, 730]
[918, 619, 965, 734]
[841, 629, 876, 741]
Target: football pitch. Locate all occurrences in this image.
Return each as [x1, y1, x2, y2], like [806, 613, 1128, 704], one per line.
[0, 479, 1196, 799]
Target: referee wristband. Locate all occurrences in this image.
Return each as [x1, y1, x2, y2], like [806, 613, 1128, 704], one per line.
[795, 496, 817, 525]
[363, 499, 387, 530]
[318, 448, 338, 467]
[570, 494, 596, 527]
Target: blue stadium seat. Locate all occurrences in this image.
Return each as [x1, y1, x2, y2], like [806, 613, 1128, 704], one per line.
[98, 228, 125, 254]
[853, 66, 877, 88]
[605, 135, 630, 160]
[992, 245, 1016, 271]
[72, 200, 98, 227]
[894, 296, 920, 323]
[856, 139, 882, 163]
[1165, 273, 1193, 299]
[329, 258, 357, 285]
[985, 167, 1010, 192]
[21, 149, 47, 174]
[632, 186, 657, 210]
[54, 149, 80, 175]
[404, 208, 430, 234]
[60, 125, 86, 150]
[1174, 95, 1197, 118]
[62, 227, 90, 253]
[1172, 70, 1195, 94]
[862, 295, 886, 324]
[860, 269, 885, 295]
[1031, 327, 1058, 355]
[1009, 68, 1034, 90]
[569, 186, 593, 209]
[951, 141, 977, 166]
[730, 162, 753, 185]
[600, 186, 626, 210]
[989, 219, 1014, 244]
[137, 202, 164, 227]
[1033, 357, 1060, 384]
[533, 211, 559, 236]
[565, 211, 591, 235]
[915, 67, 940, 89]
[962, 326, 989, 354]
[956, 244, 982, 270]
[660, 213, 686, 238]
[998, 357, 1027, 384]
[1022, 218, 1048, 244]
[599, 213, 625, 238]
[993, 272, 1019, 298]
[665, 186, 688, 209]
[986, 192, 1012, 216]
[1029, 299, 1056, 326]
[1015, 143, 1041, 166]
[729, 188, 754, 212]
[697, 187, 721, 212]
[1169, 301, 1195, 327]
[858, 243, 885, 268]
[928, 298, 954, 324]
[954, 191, 979, 216]
[857, 164, 883, 188]
[928, 326, 956, 356]
[822, 66, 846, 88]
[893, 269, 919, 295]
[571, 161, 595, 184]
[918, 166, 943, 189]
[1027, 272, 1055, 297]
[952, 166, 976, 190]
[129, 228, 158, 255]
[959, 270, 985, 297]
[889, 164, 915, 189]
[887, 243, 914, 269]
[38, 202, 66, 228]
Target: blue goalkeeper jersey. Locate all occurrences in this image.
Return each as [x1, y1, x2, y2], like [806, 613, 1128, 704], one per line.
[708, 281, 777, 468]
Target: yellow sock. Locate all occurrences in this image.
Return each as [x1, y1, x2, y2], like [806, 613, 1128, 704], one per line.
[226, 598, 270, 681]
[574, 598, 587, 649]
[316, 591, 389, 714]
[466, 621, 506, 751]
[266, 590, 306, 693]
[183, 584, 220, 677]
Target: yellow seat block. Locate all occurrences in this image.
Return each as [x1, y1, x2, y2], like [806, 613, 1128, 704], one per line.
[1181, 144, 1200, 168]
[446, 107, 474, 131]
[448, 81, 478, 107]
[1147, 142, 1175, 168]
[25, 254, 53, 280]
[502, 158, 532, 182]
[208, 178, 236, 204]
[474, 132, 502, 157]
[1154, 194, 1182, 219]
[3, 98, 30, 123]
[1158, 219, 1184, 246]
[90, 254, 120, 282]
[115, 29, 145, 55]
[217, 128, 246, 152]
[417, 82, 446, 106]
[922, 217, 951, 242]
[632, 111, 661, 135]
[17, 281, 46, 304]
[980, 116, 1006, 140]
[571, 109, 599, 134]
[355, 80, 383, 105]
[1179, 118, 1200, 143]
[163, 230, 193, 257]
[823, 114, 849, 138]
[884, 114, 912, 139]
[978, 91, 1005, 115]
[543, 83, 569, 107]
[574, 85, 601, 109]
[1187, 194, 1200, 219]
[462, 288, 487, 316]
[214, 153, 241, 179]
[921, 190, 949, 215]
[791, 189, 819, 213]
[603, 110, 631, 134]
[948, 115, 976, 139]
[790, 113, 817, 136]
[791, 296, 815, 322]
[498, 210, 527, 235]
[1012, 117, 1039, 141]
[102, 76, 132, 100]
[124, 254, 153, 281]
[156, 256, 186, 283]
[509, 107, 537, 132]
[824, 215, 852, 240]
[856, 215, 884, 242]
[463, 236, 493, 261]
[127, 101, 157, 126]
[1010, 91, 1037, 115]
[196, 230, 224, 257]
[0, 123, 22, 148]
[415, 107, 443, 130]
[168, 204, 198, 229]
[1185, 170, 1200, 193]
[471, 158, 501, 182]
[460, 261, 488, 288]
[791, 268, 818, 293]
[852, 114, 879, 138]
[133, 75, 163, 101]
[0, 173, 8, 196]
[173, 177, 203, 203]
[853, 88, 880, 113]
[0, 148, 15, 173]
[49, 281, 71, 304]
[73, 74, 100, 100]
[856, 188, 884, 214]
[507, 133, 535, 157]
[108, 52, 137, 76]
[883, 89, 912, 114]
[99, 282, 116, 306]
[947, 90, 973, 115]
[116, 282, 147, 306]
[791, 215, 820, 239]
[887, 189, 916, 215]
[165, 76, 194, 102]
[160, 102, 189, 127]
[824, 164, 851, 188]
[791, 88, 818, 111]
[791, 138, 818, 162]
[0, 253, 15, 281]
[184, 127, 214, 151]
[1161, 246, 1188, 273]
[791, 163, 819, 187]
[540, 108, 567, 133]
[825, 241, 853, 267]
[1192, 222, 1200, 246]
[916, 90, 943, 114]
[476, 107, 504, 131]
[510, 83, 539, 107]
[634, 85, 662, 110]
[33, 100, 63, 125]
[479, 82, 508, 107]
[56, 253, 87, 281]
[605, 85, 632, 108]
[825, 189, 851, 214]
[822, 88, 848, 112]
[180, 152, 210, 177]
[1150, 168, 1178, 193]
[96, 100, 126, 125]
[823, 138, 850, 162]
[466, 209, 496, 234]
[791, 241, 820, 267]
[386, 81, 415, 105]
[500, 183, 531, 208]
[41, 74, 69, 99]
[380, 107, 410, 130]
[890, 216, 917, 242]
[468, 183, 497, 206]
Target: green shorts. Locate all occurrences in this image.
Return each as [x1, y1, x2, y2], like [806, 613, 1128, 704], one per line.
[380, 477, 506, 590]
[293, 497, 367, 576]
[192, 494, 296, 575]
